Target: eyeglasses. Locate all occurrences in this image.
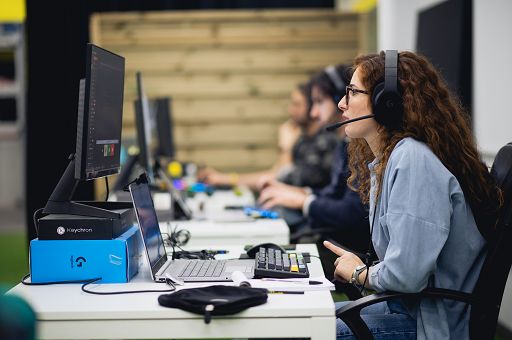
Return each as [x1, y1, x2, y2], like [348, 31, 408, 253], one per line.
[345, 85, 369, 106]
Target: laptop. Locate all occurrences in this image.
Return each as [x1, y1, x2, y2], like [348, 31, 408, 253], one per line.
[129, 174, 254, 282]
[158, 168, 256, 223]
[157, 168, 194, 219]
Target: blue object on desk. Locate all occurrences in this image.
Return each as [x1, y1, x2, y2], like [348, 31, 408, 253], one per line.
[189, 182, 215, 195]
[244, 207, 280, 219]
[29, 225, 139, 283]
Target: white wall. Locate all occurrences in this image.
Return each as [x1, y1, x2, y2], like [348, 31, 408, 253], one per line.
[474, 0, 512, 158]
[378, 0, 512, 159]
[378, 0, 512, 332]
[377, 0, 445, 52]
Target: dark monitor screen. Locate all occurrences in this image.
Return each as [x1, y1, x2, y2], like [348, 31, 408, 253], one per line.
[416, 0, 471, 111]
[151, 97, 175, 159]
[75, 44, 125, 180]
[134, 71, 155, 180]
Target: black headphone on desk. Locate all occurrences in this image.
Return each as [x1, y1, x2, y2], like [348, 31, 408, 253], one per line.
[326, 50, 404, 132]
[324, 65, 346, 104]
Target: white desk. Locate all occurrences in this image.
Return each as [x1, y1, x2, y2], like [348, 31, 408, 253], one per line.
[161, 188, 290, 246]
[9, 244, 335, 340]
[183, 189, 255, 215]
[117, 186, 290, 245]
[161, 219, 290, 247]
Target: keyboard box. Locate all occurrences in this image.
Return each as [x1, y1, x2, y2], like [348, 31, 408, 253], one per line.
[30, 225, 140, 283]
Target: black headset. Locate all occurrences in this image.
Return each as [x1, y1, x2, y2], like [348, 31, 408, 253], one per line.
[371, 50, 404, 130]
[325, 51, 405, 132]
[324, 65, 346, 104]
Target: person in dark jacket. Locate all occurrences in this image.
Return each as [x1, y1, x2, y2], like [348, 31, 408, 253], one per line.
[258, 65, 369, 253]
[199, 82, 337, 191]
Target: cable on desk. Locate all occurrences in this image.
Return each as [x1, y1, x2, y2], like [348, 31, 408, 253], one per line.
[162, 224, 218, 260]
[21, 273, 99, 286]
[21, 274, 176, 295]
[174, 245, 216, 260]
[163, 224, 192, 260]
[32, 207, 45, 237]
[81, 278, 176, 295]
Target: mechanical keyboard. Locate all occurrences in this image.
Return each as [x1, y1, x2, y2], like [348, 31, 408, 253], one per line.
[253, 247, 309, 278]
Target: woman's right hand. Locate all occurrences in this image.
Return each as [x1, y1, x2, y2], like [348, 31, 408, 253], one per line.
[324, 241, 366, 284]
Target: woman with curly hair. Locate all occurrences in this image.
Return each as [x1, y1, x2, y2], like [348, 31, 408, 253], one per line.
[324, 51, 501, 339]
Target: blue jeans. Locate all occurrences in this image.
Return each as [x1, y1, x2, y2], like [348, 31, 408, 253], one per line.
[335, 300, 416, 340]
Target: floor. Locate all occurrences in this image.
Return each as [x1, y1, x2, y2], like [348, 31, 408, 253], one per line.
[0, 206, 28, 288]
[0, 206, 25, 233]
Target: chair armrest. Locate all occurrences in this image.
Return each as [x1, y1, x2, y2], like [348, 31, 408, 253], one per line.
[335, 288, 477, 340]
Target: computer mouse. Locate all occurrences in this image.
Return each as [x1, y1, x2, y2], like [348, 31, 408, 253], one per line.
[245, 242, 287, 259]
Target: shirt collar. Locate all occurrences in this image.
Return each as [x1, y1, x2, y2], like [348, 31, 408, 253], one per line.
[368, 158, 380, 171]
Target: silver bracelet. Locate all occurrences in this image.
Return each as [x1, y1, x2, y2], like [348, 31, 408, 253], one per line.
[350, 265, 367, 286]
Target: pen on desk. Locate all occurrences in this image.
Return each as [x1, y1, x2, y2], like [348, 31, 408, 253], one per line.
[267, 290, 304, 294]
[260, 278, 324, 285]
[308, 280, 323, 285]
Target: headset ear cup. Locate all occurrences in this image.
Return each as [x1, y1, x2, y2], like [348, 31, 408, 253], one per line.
[372, 82, 404, 130]
[371, 82, 386, 125]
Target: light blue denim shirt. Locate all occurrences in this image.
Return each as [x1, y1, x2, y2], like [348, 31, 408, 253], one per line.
[367, 137, 486, 340]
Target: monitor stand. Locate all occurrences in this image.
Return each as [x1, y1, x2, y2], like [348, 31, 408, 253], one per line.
[43, 154, 134, 220]
[113, 153, 139, 192]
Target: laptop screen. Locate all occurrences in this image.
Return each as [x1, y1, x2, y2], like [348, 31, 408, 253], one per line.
[129, 180, 168, 278]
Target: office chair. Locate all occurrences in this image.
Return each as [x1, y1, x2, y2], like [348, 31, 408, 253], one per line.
[335, 142, 512, 339]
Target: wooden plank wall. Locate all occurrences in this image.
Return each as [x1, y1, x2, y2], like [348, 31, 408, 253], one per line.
[90, 10, 365, 175]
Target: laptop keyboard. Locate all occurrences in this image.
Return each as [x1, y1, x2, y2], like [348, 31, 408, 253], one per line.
[178, 260, 227, 278]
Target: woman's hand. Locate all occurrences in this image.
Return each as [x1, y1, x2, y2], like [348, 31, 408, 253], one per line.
[323, 240, 365, 283]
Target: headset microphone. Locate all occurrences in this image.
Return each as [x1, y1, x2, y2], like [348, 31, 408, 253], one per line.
[325, 114, 375, 131]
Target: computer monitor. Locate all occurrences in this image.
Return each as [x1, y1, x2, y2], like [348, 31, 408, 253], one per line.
[133, 75, 190, 220]
[113, 81, 172, 192]
[43, 43, 131, 218]
[134, 71, 155, 181]
[151, 97, 176, 160]
[416, 0, 471, 112]
[75, 44, 125, 180]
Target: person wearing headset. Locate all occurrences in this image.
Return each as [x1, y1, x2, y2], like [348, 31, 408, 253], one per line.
[324, 51, 501, 339]
[258, 65, 370, 253]
[199, 82, 337, 191]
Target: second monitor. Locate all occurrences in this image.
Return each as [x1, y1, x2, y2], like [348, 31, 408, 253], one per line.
[115, 71, 190, 220]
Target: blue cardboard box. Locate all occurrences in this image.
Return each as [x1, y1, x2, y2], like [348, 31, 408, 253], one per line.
[30, 225, 140, 283]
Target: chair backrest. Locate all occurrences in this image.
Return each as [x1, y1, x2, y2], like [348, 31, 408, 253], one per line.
[470, 142, 512, 339]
